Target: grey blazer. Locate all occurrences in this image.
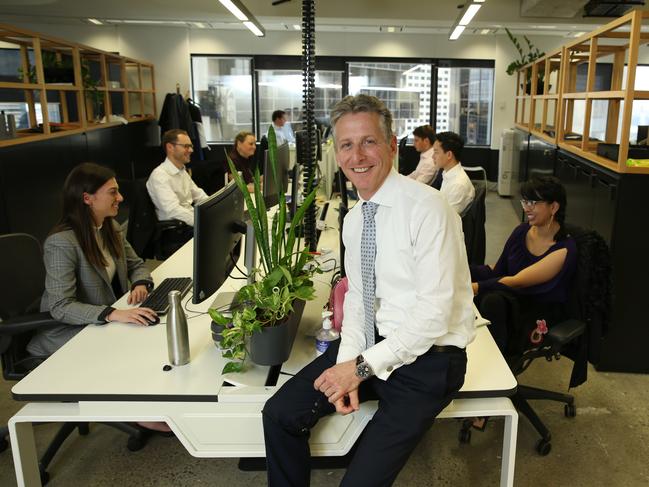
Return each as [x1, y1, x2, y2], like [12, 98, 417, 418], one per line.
[27, 221, 152, 356]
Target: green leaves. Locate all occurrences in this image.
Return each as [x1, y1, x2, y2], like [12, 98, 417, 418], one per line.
[505, 28, 545, 77]
[215, 125, 321, 373]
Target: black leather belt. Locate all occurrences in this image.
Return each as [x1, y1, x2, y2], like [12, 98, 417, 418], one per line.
[430, 345, 465, 354]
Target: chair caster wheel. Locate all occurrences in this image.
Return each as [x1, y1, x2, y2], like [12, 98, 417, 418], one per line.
[39, 465, 50, 485]
[0, 437, 8, 453]
[536, 438, 552, 456]
[127, 435, 146, 452]
[564, 403, 576, 418]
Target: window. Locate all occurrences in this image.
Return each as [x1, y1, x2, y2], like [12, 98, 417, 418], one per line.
[436, 66, 494, 146]
[257, 69, 342, 137]
[348, 62, 431, 139]
[191, 56, 253, 143]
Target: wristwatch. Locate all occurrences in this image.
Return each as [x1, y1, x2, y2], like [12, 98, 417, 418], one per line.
[355, 354, 374, 380]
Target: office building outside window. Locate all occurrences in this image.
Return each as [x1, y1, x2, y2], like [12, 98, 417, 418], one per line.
[348, 62, 431, 139]
[191, 56, 253, 143]
[436, 66, 494, 146]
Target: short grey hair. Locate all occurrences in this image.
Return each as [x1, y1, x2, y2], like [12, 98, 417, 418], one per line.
[329, 94, 394, 144]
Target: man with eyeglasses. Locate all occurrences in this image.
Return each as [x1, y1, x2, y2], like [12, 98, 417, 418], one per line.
[146, 128, 209, 227]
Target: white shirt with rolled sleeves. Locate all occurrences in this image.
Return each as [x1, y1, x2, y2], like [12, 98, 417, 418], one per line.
[440, 163, 475, 216]
[407, 146, 437, 185]
[336, 169, 476, 380]
[146, 158, 209, 227]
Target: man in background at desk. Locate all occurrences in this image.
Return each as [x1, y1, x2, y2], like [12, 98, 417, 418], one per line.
[431, 131, 475, 216]
[147, 128, 209, 228]
[407, 124, 437, 185]
[262, 94, 476, 487]
[269, 109, 295, 145]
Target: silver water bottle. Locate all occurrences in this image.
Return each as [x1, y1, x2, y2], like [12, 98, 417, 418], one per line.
[167, 290, 190, 365]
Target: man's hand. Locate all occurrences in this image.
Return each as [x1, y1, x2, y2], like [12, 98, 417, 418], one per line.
[334, 390, 360, 415]
[313, 360, 362, 405]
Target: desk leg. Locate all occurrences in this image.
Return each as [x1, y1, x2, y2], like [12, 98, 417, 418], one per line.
[500, 408, 518, 487]
[9, 420, 41, 487]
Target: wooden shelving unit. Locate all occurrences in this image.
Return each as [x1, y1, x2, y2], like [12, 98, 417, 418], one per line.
[514, 47, 564, 146]
[0, 23, 156, 148]
[516, 9, 649, 174]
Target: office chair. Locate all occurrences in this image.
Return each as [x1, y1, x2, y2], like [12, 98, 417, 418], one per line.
[0, 233, 147, 484]
[125, 178, 190, 260]
[461, 181, 486, 266]
[461, 225, 611, 455]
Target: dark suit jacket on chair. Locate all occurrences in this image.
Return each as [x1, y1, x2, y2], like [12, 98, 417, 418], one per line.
[27, 221, 152, 356]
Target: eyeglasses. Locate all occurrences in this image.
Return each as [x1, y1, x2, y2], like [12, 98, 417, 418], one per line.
[172, 143, 194, 150]
[520, 199, 542, 209]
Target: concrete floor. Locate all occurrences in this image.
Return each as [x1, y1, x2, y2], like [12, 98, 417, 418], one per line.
[2, 191, 649, 486]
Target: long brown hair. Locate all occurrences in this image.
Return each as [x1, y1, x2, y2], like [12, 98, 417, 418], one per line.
[51, 163, 123, 267]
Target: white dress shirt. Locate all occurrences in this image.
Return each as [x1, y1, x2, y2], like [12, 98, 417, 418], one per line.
[337, 169, 476, 380]
[407, 146, 437, 185]
[440, 163, 475, 216]
[269, 122, 295, 145]
[146, 158, 209, 227]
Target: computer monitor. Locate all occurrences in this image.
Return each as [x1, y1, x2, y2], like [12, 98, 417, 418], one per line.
[192, 180, 245, 304]
[263, 142, 290, 207]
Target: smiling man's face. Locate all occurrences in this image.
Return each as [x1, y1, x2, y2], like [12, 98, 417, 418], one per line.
[334, 112, 396, 201]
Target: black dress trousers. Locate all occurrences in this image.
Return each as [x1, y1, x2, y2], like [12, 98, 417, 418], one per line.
[262, 339, 467, 487]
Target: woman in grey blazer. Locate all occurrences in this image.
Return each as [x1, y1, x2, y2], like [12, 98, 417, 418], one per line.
[28, 163, 157, 357]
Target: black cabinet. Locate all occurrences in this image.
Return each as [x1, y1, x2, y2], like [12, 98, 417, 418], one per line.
[554, 149, 649, 372]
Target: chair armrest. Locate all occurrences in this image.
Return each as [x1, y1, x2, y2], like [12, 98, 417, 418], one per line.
[0, 312, 63, 336]
[156, 219, 188, 232]
[547, 319, 586, 347]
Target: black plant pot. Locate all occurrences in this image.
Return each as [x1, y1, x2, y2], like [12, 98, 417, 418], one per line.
[522, 81, 551, 95]
[44, 67, 75, 84]
[249, 299, 306, 366]
[211, 320, 230, 349]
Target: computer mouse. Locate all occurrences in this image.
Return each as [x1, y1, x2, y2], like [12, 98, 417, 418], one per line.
[146, 315, 161, 326]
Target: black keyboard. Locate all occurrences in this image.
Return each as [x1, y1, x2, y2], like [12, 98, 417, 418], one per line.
[140, 277, 192, 315]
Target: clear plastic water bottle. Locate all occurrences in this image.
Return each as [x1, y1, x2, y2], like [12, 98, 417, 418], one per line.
[315, 310, 339, 356]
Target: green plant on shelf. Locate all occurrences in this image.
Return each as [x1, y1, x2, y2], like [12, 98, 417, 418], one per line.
[505, 28, 546, 93]
[208, 126, 321, 374]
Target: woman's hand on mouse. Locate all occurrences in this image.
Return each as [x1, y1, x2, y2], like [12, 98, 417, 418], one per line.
[107, 307, 157, 326]
[128, 284, 149, 305]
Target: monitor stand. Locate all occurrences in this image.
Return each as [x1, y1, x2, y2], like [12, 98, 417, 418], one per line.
[209, 291, 239, 313]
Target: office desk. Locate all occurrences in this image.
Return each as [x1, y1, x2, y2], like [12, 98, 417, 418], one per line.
[9, 204, 518, 487]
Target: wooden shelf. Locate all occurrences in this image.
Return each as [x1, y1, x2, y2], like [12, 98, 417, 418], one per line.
[515, 10, 649, 174]
[0, 23, 157, 147]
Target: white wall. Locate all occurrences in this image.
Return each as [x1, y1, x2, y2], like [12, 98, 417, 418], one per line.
[9, 21, 568, 149]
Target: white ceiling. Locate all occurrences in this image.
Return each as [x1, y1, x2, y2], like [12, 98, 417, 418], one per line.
[0, 0, 645, 36]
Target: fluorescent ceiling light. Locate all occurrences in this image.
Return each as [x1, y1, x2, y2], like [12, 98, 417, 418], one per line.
[459, 4, 482, 26]
[88, 18, 103, 25]
[243, 21, 265, 37]
[449, 25, 465, 41]
[219, 0, 249, 21]
[193, 22, 208, 28]
[481, 28, 490, 35]
[574, 31, 586, 37]
[474, 0, 486, 2]
[293, 24, 301, 30]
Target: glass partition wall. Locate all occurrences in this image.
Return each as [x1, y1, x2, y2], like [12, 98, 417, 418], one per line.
[190, 55, 494, 146]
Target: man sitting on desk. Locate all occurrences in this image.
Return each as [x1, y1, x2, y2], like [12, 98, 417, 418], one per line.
[146, 128, 209, 228]
[407, 124, 437, 185]
[262, 94, 476, 487]
[269, 109, 295, 145]
[431, 131, 475, 216]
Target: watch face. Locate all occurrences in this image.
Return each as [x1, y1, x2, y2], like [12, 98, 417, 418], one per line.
[356, 362, 371, 379]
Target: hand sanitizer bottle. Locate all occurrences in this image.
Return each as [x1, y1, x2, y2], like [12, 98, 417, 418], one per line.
[315, 310, 339, 356]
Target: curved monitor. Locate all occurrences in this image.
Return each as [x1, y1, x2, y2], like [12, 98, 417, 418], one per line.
[192, 180, 245, 304]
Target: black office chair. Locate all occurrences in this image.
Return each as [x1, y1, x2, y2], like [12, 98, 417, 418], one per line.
[461, 181, 487, 266]
[0, 233, 147, 484]
[462, 225, 611, 455]
[125, 178, 190, 260]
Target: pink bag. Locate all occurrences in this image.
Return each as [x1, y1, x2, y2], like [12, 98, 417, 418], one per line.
[328, 276, 348, 332]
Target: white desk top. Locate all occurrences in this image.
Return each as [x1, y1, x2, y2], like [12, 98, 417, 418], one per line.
[12, 199, 516, 402]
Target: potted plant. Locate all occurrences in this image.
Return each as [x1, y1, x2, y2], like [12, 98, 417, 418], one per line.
[504, 28, 546, 94]
[208, 127, 320, 373]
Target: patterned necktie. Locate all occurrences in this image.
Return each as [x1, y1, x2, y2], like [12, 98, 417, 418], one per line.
[361, 201, 379, 349]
